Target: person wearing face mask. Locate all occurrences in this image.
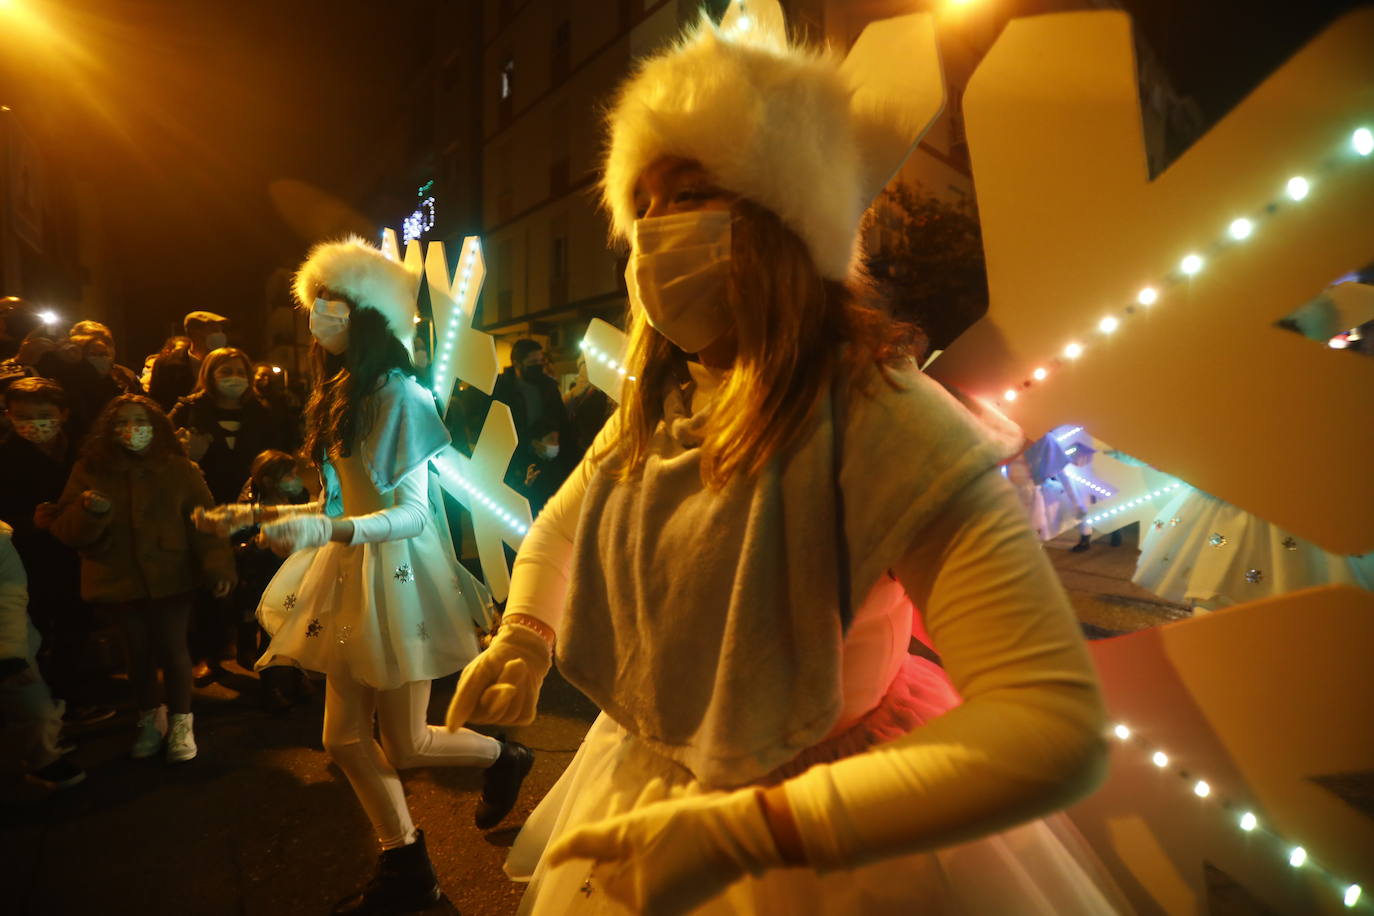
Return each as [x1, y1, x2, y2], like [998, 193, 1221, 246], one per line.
[58, 332, 143, 446]
[50, 394, 235, 764]
[494, 342, 574, 519]
[148, 311, 230, 410]
[193, 237, 532, 915]
[170, 348, 290, 504]
[171, 348, 294, 685]
[448, 6, 1129, 915]
[0, 379, 115, 727]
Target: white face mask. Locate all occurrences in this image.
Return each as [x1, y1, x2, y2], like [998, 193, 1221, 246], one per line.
[204, 331, 228, 350]
[216, 377, 249, 398]
[118, 424, 154, 452]
[534, 441, 560, 461]
[310, 298, 350, 354]
[278, 476, 305, 495]
[13, 418, 60, 444]
[625, 210, 733, 353]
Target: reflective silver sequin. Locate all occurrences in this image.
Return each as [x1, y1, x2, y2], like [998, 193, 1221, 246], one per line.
[1209, 533, 1228, 548]
[1245, 569, 1263, 584]
[394, 564, 414, 584]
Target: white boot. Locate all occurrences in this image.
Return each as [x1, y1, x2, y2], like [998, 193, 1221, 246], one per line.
[132, 705, 168, 759]
[167, 712, 197, 763]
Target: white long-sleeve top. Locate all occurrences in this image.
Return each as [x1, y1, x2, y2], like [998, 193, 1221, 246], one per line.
[506, 370, 1106, 867]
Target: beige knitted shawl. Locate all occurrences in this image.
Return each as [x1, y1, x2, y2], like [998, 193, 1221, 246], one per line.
[558, 363, 1013, 788]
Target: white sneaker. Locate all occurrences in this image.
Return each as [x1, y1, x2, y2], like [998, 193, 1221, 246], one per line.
[167, 712, 197, 763]
[132, 705, 168, 759]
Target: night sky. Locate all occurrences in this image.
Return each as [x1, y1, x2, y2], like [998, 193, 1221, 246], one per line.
[3, 0, 1363, 360]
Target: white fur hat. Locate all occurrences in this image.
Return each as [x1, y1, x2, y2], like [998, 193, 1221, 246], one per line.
[292, 235, 419, 354]
[602, 2, 942, 281]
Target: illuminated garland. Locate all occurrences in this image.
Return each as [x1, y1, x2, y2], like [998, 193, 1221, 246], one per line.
[997, 126, 1373, 407]
[1109, 722, 1363, 909]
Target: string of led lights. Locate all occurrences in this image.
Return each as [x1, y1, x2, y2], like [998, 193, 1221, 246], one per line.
[432, 449, 530, 538]
[1083, 480, 1184, 526]
[995, 126, 1373, 407]
[581, 338, 637, 382]
[1108, 722, 1363, 909]
[431, 243, 479, 402]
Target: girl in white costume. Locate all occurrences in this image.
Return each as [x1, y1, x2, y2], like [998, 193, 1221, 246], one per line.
[196, 237, 533, 916]
[446, 8, 1131, 915]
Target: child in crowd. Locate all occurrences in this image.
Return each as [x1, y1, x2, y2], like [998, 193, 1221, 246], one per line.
[49, 395, 235, 763]
[233, 449, 316, 713]
[0, 520, 86, 791]
[0, 377, 114, 725]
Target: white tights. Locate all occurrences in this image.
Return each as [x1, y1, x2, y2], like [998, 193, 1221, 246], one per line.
[323, 674, 501, 848]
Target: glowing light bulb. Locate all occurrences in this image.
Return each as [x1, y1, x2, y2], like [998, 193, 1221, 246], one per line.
[736, 15, 751, 30]
[1112, 724, 1131, 740]
[1137, 287, 1158, 306]
[1353, 127, 1374, 157]
[1229, 218, 1253, 240]
[271, 365, 282, 374]
[1240, 811, 1257, 831]
[1193, 781, 1210, 798]
[1286, 176, 1309, 200]
[1346, 885, 1362, 908]
[38, 310, 59, 324]
[1003, 389, 1018, 402]
[1180, 254, 1203, 275]
[1151, 751, 1168, 768]
[1063, 342, 1083, 359]
[1289, 847, 1306, 868]
[1032, 367, 1048, 381]
[1098, 316, 1119, 334]
[608, 360, 618, 370]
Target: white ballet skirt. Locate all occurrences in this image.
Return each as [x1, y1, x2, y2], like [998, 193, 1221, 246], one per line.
[256, 457, 491, 690]
[1133, 487, 1374, 610]
[507, 574, 1132, 915]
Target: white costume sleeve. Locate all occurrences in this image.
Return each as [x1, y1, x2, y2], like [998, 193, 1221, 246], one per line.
[503, 415, 619, 626]
[347, 466, 431, 546]
[783, 469, 1107, 869]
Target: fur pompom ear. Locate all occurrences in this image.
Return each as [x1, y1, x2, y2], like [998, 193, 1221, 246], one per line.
[293, 236, 420, 352]
[601, 16, 863, 279]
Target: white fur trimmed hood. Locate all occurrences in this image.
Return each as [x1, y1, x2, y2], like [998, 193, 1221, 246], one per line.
[602, 18, 862, 279]
[292, 235, 419, 353]
[602, 3, 943, 282]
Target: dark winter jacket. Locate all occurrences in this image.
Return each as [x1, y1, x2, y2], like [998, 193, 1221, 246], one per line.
[169, 393, 293, 504]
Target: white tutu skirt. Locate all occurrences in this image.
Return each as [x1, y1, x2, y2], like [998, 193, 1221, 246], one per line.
[1133, 488, 1374, 610]
[255, 529, 488, 690]
[507, 657, 1133, 915]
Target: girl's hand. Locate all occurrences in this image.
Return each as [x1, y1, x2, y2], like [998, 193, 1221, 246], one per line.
[257, 514, 333, 555]
[192, 504, 256, 536]
[82, 490, 112, 514]
[180, 428, 212, 461]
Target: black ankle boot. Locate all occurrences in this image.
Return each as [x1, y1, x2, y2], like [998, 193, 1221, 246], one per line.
[1070, 533, 1092, 553]
[475, 738, 534, 830]
[333, 829, 441, 915]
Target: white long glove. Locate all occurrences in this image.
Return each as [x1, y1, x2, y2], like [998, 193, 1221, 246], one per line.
[257, 514, 333, 556]
[545, 780, 784, 916]
[444, 621, 551, 727]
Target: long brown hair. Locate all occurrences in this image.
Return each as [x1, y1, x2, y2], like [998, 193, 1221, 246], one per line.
[190, 347, 253, 398]
[300, 295, 416, 462]
[612, 197, 922, 488]
[81, 394, 186, 467]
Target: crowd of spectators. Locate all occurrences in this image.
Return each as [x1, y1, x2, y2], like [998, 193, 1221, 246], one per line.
[1, 302, 612, 794]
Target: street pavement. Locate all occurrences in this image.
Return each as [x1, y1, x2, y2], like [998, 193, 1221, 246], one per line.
[2, 526, 1185, 916]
